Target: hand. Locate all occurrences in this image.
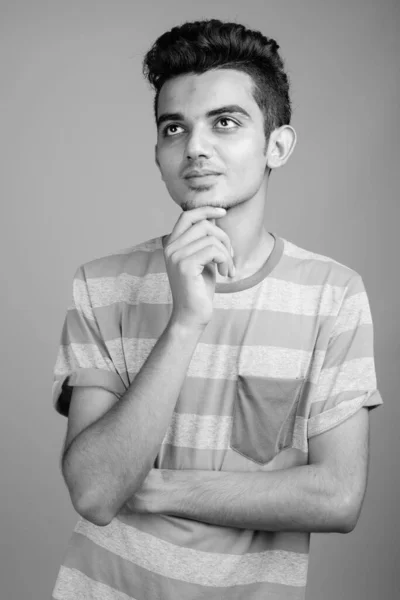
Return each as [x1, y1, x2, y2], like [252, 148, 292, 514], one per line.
[164, 206, 235, 330]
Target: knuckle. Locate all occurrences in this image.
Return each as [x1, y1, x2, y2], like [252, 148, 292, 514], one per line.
[164, 245, 174, 259]
[168, 249, 178, 264]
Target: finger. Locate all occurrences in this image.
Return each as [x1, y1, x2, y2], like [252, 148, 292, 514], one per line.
[209, 218, 235, 277]
[168, 207, 226, 244]
[177, 239, 232, 277]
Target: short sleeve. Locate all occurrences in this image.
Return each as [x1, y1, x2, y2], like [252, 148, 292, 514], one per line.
[52, 265, 127, 417]
[307, 275, 383, 438]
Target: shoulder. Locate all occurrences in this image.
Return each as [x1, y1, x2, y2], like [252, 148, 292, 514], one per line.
[70, 235, 166, 311]
[76, 234, 165, 281]
[280, 235, 362, 288]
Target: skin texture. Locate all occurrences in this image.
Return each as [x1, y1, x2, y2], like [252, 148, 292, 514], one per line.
[154, 68, 297, 279]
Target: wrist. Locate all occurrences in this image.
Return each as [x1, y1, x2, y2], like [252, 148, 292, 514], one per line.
[168, 315, 207, 337]
[158, 469, 184, 514]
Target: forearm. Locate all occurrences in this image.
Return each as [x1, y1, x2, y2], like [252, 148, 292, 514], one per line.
[62, 319, 203, 526]
[143, 466, 349, 533]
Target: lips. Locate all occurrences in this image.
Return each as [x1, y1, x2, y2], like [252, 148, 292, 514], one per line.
[186, 174, 220, 180]
[184, 171, 221, 178]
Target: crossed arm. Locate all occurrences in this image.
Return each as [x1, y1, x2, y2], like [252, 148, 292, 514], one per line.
[121, 408, 370, 533]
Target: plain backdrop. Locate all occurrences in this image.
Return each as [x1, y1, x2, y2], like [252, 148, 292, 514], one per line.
[0, 1, 398, 598]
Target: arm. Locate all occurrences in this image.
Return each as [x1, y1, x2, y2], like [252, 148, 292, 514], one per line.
[125, 407, 369, 533]
[62, 319, 203, 527]
[125, 275, 379, 532]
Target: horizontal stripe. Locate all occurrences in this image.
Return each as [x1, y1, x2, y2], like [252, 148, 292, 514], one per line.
[56, 314, 374, 382]
[70, 277, 96, 321]
[53, 565, 136, 600]
[307, 391, 382, 437]
[55, 337, 316, 380]
[74, 517, 309, 587]
[76, 234, 357, 287]
[283, 238, 356, 268]
[331, 291, 372, 336]
[314, 356, 378, 403]
[73, 273, 348, 317]
[321, 325, 375, 368]
[309, 388, 370, 415]
[165, 411, 231, 450]
[63, 300, 335, 351]
[72, 237, 162, 279]
[55, 533, 307, 599]
[54, 343, 115, 373]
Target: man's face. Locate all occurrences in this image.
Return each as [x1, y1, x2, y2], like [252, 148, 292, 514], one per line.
[155, 69, 270, 212]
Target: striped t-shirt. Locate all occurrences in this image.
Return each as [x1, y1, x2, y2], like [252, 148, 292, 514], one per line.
[51, 231, 383, 600]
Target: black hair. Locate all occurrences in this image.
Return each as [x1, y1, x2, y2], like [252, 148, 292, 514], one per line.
[142, 19, 292, 151]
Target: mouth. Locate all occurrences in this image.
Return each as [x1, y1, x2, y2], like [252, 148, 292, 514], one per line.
[184, 174, 221, 183]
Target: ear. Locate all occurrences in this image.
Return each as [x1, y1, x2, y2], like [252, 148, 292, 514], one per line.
[266, 125, 297, 169]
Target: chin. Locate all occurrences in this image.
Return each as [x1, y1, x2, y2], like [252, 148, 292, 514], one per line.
[181, 202, 226, 213]
[179, 194, 228, 213]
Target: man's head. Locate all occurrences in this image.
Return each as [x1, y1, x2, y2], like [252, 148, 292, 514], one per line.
[142, 19, 296, 212]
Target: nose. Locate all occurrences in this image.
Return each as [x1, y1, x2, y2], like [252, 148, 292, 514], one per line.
[185, 125, 212, 160]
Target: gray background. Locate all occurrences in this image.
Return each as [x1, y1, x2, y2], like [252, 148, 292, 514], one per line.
[0, 1, 398, 598]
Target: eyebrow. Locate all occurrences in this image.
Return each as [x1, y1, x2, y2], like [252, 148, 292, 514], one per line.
[156, 104, 252, 129]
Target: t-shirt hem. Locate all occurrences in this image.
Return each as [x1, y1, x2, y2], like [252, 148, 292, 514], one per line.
[53, 369, 127, 417]
[307, 389, 383, 438]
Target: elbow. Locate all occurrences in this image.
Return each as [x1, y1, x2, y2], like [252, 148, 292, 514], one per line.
[63, 473, 113, 527]
[338, 510, 360, 534]
[73, 490, 114, 527]
[332, 493, 362, 534]
[62, 458, 115, 527]
[337, 516, 358, 534]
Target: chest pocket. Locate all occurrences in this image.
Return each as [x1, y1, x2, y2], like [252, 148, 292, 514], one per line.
[230, 375, 306, 465]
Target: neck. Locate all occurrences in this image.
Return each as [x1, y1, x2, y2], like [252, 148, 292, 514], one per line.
[215, 176, 273, 279]
[216, 228, 274, 282]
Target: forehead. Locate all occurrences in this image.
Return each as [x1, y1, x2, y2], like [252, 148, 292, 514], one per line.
[157, 69, 257, 117]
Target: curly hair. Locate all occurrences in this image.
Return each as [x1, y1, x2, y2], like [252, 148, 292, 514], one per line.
[142, 19, 292, 148]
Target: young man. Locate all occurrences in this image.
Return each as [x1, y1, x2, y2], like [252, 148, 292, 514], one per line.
[51, 19, 383, 600]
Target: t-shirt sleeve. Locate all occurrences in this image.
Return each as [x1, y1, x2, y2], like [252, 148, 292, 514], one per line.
[307, 274, 383, 438]
[52, 265, 127, 417]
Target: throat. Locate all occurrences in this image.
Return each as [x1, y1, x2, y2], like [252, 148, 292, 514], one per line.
[217, 233, 275, 282]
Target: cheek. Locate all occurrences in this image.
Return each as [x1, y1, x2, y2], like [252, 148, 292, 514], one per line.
[160, 154, 184, 187]
[226, 140, 265, 178]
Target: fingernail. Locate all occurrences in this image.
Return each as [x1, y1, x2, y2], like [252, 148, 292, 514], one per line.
[231, 265, 236, 277]
[230, 246, 234, 258]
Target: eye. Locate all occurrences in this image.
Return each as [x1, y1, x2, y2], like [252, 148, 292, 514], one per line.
[216, 117, 238, 129]
[162, 124, 184, 137]
[161, 117, 239, 137]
